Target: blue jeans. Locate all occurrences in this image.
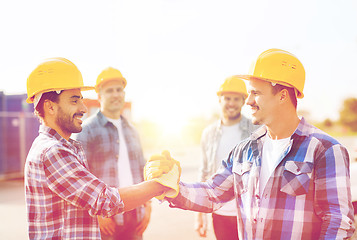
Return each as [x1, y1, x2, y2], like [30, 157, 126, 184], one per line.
[212, 213, 239, 240]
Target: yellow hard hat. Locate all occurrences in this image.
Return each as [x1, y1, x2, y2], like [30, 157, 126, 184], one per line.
[95, 67, 127, 92]
[217, 76, 247, 97]
[236, 49, 305, 98]
[26, 57, 94, 103]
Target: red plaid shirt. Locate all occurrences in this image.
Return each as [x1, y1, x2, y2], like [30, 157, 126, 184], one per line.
[25, 125, 124, 239]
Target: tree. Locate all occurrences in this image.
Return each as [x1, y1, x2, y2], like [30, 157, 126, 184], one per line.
[323, 118, 333, 128]
[339, 97, 357, 132]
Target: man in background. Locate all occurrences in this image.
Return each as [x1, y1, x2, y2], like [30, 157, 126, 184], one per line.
[73, 67, 151, 240]
[195, 76, 257, 239]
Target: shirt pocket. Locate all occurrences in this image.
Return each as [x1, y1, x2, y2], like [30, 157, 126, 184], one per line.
[232, 162, 252, 195]
[280, 161, 313, 196]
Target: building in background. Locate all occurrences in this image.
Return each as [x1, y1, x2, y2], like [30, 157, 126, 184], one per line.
[83, 98, 132, 122]
[0, 91, 39, 179]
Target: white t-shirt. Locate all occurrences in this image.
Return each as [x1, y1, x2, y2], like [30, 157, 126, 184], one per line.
[214, 123, 242, 216]
[107, 117, 134, 188]
[260, 135, 291, 196]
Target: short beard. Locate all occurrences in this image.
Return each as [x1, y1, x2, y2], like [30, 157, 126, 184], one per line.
[56, 106, 82, 134]
[227, 112, 241, 121]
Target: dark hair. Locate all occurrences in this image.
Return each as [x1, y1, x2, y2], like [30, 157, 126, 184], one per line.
[34, 91, 61, 120]
[271, 84, 297, 108]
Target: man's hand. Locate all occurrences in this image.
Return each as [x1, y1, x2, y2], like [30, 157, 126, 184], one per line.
[98, 216, 116, 236]
[195, 212, 208, 237]
[144, 150, 181, 199]
[135, 201, 152, 236]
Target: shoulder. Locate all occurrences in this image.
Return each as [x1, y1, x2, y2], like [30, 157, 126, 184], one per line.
[81, 113, 101, 129]
[121, 116, 140, 137]
[202, 120, 220, 136]
[30, 136, 72, 162]
[241, 115, 259, 130]
[297, 119, 341, 149]
[74, 113, 103, 140]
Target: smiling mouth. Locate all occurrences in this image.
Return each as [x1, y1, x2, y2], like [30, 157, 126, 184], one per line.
[250, 106, 259, 114]
[226, 108, 237, 112]
[74, 113, 84, 123]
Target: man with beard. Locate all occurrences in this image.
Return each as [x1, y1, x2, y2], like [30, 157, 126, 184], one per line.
[24, 58, 178, 239]
[145, 49, 355, 239]
[73, 67, 151, 240]
[195, 76, 257, 240]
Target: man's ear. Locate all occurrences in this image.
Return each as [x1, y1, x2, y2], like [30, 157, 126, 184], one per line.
[279, 89, 289, 103]
[43, 100, 57, 116]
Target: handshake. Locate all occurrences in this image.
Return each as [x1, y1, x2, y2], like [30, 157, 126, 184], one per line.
[144, 150, 181, 200]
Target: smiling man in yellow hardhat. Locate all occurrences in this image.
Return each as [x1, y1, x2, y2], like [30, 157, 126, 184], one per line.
[144, 49, 355, 239]
[24, 58, 179, 239]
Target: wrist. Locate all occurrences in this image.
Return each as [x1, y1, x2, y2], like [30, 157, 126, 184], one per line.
[150, 180, 170, 195]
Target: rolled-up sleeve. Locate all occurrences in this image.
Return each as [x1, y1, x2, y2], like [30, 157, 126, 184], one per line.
[169, 161, 235, 213]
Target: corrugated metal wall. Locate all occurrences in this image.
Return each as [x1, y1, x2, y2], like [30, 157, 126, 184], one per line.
[0, 92, 39, 179]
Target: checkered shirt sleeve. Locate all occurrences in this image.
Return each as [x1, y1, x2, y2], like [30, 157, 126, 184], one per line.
[25, 126, 124, 239]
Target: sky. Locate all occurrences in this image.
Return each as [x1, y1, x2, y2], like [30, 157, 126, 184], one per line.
[1, 0, 357, 128]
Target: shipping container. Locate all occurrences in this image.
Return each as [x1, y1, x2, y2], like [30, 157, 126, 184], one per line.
[0, 92, 39, 179]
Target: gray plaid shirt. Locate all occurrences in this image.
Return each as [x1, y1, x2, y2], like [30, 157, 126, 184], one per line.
[73, 111, 146, 225]
[199, 115, 258, 182]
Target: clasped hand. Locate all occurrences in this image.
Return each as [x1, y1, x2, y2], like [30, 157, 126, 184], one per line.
[144, 150, 181, 200]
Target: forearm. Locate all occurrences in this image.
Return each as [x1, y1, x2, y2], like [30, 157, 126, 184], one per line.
[119, 180, 167, 211]
[168, 182, 216, 213]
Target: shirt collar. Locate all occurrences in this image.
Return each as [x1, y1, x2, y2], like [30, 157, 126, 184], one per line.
[39, 125, 79, 147]
[97, 110, 111, 126]
[250, 117, 310, 141]
[39, 125, 64, 141]
[217, 115, 251, 131]
[96, 110, 129, 129]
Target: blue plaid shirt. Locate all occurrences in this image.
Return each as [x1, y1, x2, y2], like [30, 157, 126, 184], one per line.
[25, 125, 123, 240]
[73, 111, 146, 225]
[170, 118, 355, 239]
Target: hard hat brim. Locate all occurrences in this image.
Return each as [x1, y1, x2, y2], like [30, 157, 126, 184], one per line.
[95, 77, 127, 93]
[216, 91, 248, 98]
[26, 86, 95, 103]
[234, 75, 304, 99]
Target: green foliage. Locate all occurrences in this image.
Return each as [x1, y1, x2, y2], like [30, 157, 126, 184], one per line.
[339, 98, 357, 132]
[323, 118, 333, 128]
